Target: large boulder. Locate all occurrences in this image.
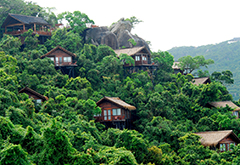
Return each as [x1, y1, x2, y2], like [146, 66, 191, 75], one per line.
[110, 18, 150, 51]
[84, 18, 150, 51]
[109, 18, 132, 37]
[85, 26, 119, 50]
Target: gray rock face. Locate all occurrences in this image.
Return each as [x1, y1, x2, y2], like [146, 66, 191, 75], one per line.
[109, 18, 132, 37]
[85, 26, 119, 50]
[85, 19, 150, 51]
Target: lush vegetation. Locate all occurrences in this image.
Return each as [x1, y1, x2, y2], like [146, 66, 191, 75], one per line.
[1, 0, 240, 164]
[168, 40, 240, 100]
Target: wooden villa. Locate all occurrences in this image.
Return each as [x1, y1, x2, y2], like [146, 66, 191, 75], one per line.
[40, 46, 77, 77]
[19, 86, 48, 105]
[1, 13, 51, 44]
[206, 101, 240, 118]
[114, 46, 156, 73]
[195, 130, 240, 152]
[192, 77, 211, 85]
[95, 96, 136, 129]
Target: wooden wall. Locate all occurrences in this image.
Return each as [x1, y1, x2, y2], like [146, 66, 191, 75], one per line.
[47, 49, 74, 66]
[95, 100, 131, 122]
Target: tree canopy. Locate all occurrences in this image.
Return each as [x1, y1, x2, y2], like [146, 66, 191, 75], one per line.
[0, 4, 239, 164]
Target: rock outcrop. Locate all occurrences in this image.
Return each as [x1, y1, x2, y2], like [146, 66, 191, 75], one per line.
[85, 18, 150, 51]
[85, 26, 119, 50]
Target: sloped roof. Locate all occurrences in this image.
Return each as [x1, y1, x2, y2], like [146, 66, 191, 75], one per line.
[114, 46, 150, 57]
[97, 96, 136, 110]
[40, 46, 77, 59]
[195, 130, 240, 147]
[192, 77, 211, 85]
[19, 86, 48, 101]
[1, 13, 49, 28]
[207, 101, 240, 111]
[172, 62, 181, 69]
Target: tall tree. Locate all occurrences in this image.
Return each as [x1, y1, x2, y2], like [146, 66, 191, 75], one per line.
[58, 11, 94, 34]
[178, 55, 214, 74]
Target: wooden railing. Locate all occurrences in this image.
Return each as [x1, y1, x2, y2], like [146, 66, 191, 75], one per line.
[94, 115, 127, 122]
[5, 30, 51, 36]
[55, 62, 77, 67]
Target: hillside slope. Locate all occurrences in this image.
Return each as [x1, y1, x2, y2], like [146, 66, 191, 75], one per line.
[168, 39, 240, 100]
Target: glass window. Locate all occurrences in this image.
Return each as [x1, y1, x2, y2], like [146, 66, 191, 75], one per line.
[104, 110, 107, 120]
[117, 108, 121, 115]
[108, 110, 111, 120]
[64, 57, 71, 62]
[36, 99, 42, 106]
[142, 56, 147, 61]
[36, 99, 42, 104]
[112, 109, 117, 116]
[233, 111, 238, 117]
[135, 56, 140, 61]
[49, 57, 54, 62]
[59, 57, 62, 64]
[220, 144, 226, 151]
[55, 57, 59, 65]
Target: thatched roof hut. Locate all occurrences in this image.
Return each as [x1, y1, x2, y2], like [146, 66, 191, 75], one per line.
[192, 77, 211, 85]
[97, 96, 136, 111]
[114, 46, 150, 57]
[206, 101, 240, 111]
[195, 130, 240, 147]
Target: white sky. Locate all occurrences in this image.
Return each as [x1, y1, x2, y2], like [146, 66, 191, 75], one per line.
[32, 0, 240, 52]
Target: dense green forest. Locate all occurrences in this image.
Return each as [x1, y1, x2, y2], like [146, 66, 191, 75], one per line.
[168, 39, 240, 100]
[1, 0, 240, 164]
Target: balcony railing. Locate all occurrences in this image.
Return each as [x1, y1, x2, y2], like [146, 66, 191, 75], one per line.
[5, 30, 51, 36]
[94, 115, 127, 122]
[55, 62, 77, 67]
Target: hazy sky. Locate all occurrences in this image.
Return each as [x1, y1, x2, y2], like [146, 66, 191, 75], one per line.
[32, 0, 240, 51]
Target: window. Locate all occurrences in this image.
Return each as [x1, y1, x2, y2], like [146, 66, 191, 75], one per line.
[55, 57, 59, 65]
[64, 57, 71, 62]
[117, 108, 121, 115]
[142, 56, 147, 61]
[108, 110, 111, 120]
[104, 110, 107, 120]
[112, 109, 117, 116]
[59, 57, 62, 64]
[220, 144, 226, 151]
[36, 99, 42, 106]
[49, 57, 54, 62]
[135, 56, 140, 61]
[233, 111, 238, 118]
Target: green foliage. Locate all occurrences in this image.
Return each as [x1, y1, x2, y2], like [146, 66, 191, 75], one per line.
[125, 16, 143, 28]
[178, 133, 213, 164]
[115, 129, 148, 163]
[0, 142, 32, 165]
[45, 28, 83, 52]
[211, 70, 234, 86]
[0, 4, 239, 163]
[119, 53, 135, 66]
[0, 35, 21, 55]
[58, 11, 94, 34]
[178, 55, 214, 74]
[128, 38, 137, 46]
[21, 29, 39, 50]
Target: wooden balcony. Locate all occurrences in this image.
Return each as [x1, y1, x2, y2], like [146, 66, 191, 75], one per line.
[94, 115, 127, 122]
[55, 62, 77, 67]
[5, 30, 51, 36]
